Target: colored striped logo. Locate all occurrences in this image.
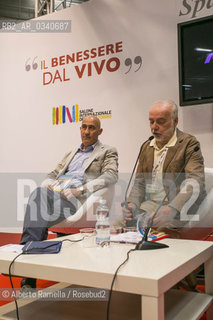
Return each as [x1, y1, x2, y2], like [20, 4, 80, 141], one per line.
[52, 104, 79, 125]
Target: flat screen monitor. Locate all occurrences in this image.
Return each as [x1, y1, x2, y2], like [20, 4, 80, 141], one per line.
[178, 15, 213, 106]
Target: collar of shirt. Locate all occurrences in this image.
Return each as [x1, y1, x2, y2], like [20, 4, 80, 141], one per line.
[150, 129, 177, 151]
[78, 141, 98, 153]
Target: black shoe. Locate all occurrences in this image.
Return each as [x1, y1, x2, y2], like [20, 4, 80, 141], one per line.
[20, 278, 36, 289]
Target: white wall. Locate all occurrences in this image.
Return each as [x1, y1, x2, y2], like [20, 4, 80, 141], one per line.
[0, 0, 212, 231]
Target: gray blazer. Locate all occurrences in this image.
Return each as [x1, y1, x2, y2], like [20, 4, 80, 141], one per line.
[41, 140, 118, 196]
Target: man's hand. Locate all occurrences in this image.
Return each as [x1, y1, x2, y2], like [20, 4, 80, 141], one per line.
[122, 202, 137, 222]
[42, 181, 58, 190]
[61, 188, 81, 201]
[152, 205, 177, 228]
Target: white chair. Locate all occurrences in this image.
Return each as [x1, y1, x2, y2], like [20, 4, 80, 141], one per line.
[181, 167, 213, 240]
[49, 186, 115, 235]
[204, 167, 213, 193]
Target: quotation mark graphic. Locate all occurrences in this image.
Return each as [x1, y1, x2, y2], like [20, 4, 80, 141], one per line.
[25, 57, 38, 71]
[124, 56, 142, 74]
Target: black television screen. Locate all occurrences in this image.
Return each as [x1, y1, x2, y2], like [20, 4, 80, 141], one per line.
[178, 15, 213, 106]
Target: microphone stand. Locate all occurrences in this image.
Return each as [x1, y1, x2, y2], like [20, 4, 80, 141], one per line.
[135, 196, 169, 250]
[123, 136, 154, 227]
[135, 145, 200, 250]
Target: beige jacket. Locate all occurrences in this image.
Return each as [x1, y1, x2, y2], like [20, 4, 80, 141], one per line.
[41, 141, 118, 197]
[128, 129, 206, 216]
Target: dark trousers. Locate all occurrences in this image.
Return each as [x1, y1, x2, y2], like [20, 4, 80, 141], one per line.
[20, 187, 77, 244]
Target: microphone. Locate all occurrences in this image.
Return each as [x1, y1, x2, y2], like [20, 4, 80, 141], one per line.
[135, 145, 200, 250]
[122, 136, 154, 227]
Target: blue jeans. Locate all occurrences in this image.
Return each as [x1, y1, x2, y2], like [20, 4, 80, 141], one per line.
[20, 187, 77, 244]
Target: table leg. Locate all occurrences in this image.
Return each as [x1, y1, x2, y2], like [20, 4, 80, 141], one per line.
[205, 255, 213, 320]
[141, 294, 164, 320]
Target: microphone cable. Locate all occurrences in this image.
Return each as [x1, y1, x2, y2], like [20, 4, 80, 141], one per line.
[106, 248, 136, 320]
[203, 231, 213, 241]
[8, 252, 24, 320]
[8, 237, 85, 320]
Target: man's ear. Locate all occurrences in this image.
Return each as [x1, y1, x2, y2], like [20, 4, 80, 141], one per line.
[174, 117, 178, 127]
[99, 128, 103, 136]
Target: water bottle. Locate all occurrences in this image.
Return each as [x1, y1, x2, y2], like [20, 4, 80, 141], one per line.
[95, 199, 110, 247]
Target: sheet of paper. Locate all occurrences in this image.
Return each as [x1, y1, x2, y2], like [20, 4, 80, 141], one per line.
[110, 231, 168, 244]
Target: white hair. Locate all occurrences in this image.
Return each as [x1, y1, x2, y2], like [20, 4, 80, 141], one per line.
[153, 100, 178, 119]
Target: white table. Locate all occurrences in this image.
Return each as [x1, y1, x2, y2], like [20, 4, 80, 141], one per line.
[0, 236, 212, 320]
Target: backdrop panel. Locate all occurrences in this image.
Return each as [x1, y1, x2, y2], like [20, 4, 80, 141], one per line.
[0, 0, 212, 230]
